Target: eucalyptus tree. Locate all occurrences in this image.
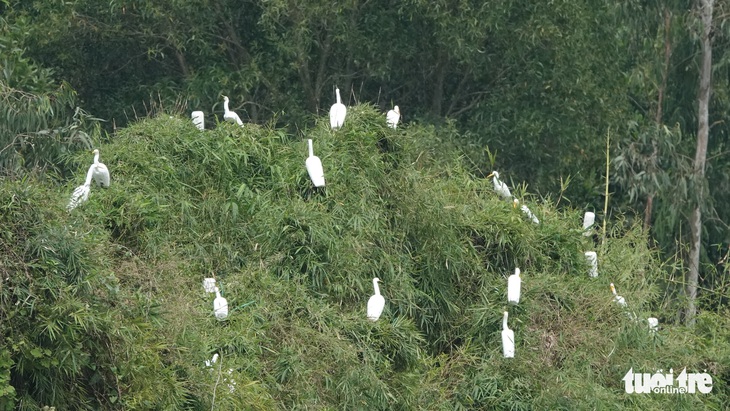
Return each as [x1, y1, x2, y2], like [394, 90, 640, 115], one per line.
[686, 0, 714, 326]
[613, 0, 730, 324]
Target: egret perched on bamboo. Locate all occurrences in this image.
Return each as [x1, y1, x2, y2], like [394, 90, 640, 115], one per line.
[367, 278, 385, 321]
[610, 283, 636, 320]
[647, 317, 659, 332]
[305, 139, 325, 187]
[583, 212, 595, 235]
[203, 278, 216, 293]
[501, 311, 515, 358]
[205, 353, 219, 367]
[507, 268, 521, 304]
[329, 87, 347, 130]
[487, 171, 512, 200]
[386, 105, 400, 129]
[204, 353, 236, 392]
[513, 199, 539, 224]
[91, 149, 110, 188]
[213, 287, 229, 320]
[191, 111, 205, 130]
[67, 165, 94, 211]
[222, 96, 244, 126]
[584, 251, 598, 278]
[610, 283, 627, 307]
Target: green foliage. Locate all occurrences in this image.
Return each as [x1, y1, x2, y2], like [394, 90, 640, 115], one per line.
[0, 18, 101, 177]
[0, 81, 100, 177]
[0, 180, 187, 409]
[2, 110, 727, 409]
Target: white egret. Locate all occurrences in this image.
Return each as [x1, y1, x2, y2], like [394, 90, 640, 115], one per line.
[367, 277, 385, 321]
[213, 286, 229, 320]
[610, 283, 627, 307]
[222, 96, 244, 126]
[205, 353, 219, 367]
[329, 87, 347, 129]
[91, 149, 110, 188]
[203, 278, 216, 293]
[513, 199, 539, 224]
[583, 212, 595, 236]
[507, 268, 521, 304]
[386, 105, 400, 129]
[584, 251, 598, 278]
[647, 317, 659, 333]
[67, 164, 94, 212]
[191, 111, 205, 130]
[305, 139, 325, 187]
[487, 171, 512, 200]
[205, 353, 236, 393]
[501, 311, 515, 358]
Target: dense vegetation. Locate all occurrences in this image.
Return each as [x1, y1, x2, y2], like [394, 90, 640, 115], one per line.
[2, 111, 728, 409]
[1, 0, 730, 408]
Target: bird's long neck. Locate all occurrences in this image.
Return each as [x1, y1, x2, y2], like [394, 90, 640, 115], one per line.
[335, 88, 342, 104]
[215, 287, 222, 298]
[308, 139, 314, 157]
[373, 280, 380, 296]
[610, 284, 617, 296]
[93, 152, 100, 165]
[502, 311, 509, 330]
[224, 100, 230, 113]
[84, 165, 95, 186]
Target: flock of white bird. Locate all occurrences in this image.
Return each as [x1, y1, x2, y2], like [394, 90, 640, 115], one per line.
[67, 89, 655, 364]
[489, 174, 659, 358]
[67, 88, 396, 325]
[217, 88, 400, 132]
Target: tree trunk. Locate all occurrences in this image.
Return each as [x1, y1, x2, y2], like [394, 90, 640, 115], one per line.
[686, 0, 714, 326]
[431, 50, 447, 117]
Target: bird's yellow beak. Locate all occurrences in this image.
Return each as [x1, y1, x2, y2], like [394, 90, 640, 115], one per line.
[487, 172, 494, 178]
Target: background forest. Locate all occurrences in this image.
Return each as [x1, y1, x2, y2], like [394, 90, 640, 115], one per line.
[1, 0, 729, 409]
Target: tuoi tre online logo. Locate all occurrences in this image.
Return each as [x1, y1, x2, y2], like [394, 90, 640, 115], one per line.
[623, 368, 713, 394]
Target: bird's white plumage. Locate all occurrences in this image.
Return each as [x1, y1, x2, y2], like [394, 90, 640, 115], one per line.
[91, 149, 110, 188]
[191, 111, 205, 130]
[305, 139, 325, 187]
[214, 287, 229, 319]
[386, 105, 400, 129]
[204, 353, 237, 392]
[583, 211, 595, 236]
[488, 171, 512, 199]
[67, 164, 94, 211]
[647, 317, 659, 332]
[513, 199, 539, 224]
[205, 353, 219, 367]
[610, 283, 626, 307]
[520, 204, 539, 224]
[203, 278, 216, 293]
[507, 268, 521, 304]
[329, 87, 347, 129]
[367, 277, 385, 321]
[223, 96, 244, 127]
[501, 311, 515, 358]
[584, 251, 598, 278]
